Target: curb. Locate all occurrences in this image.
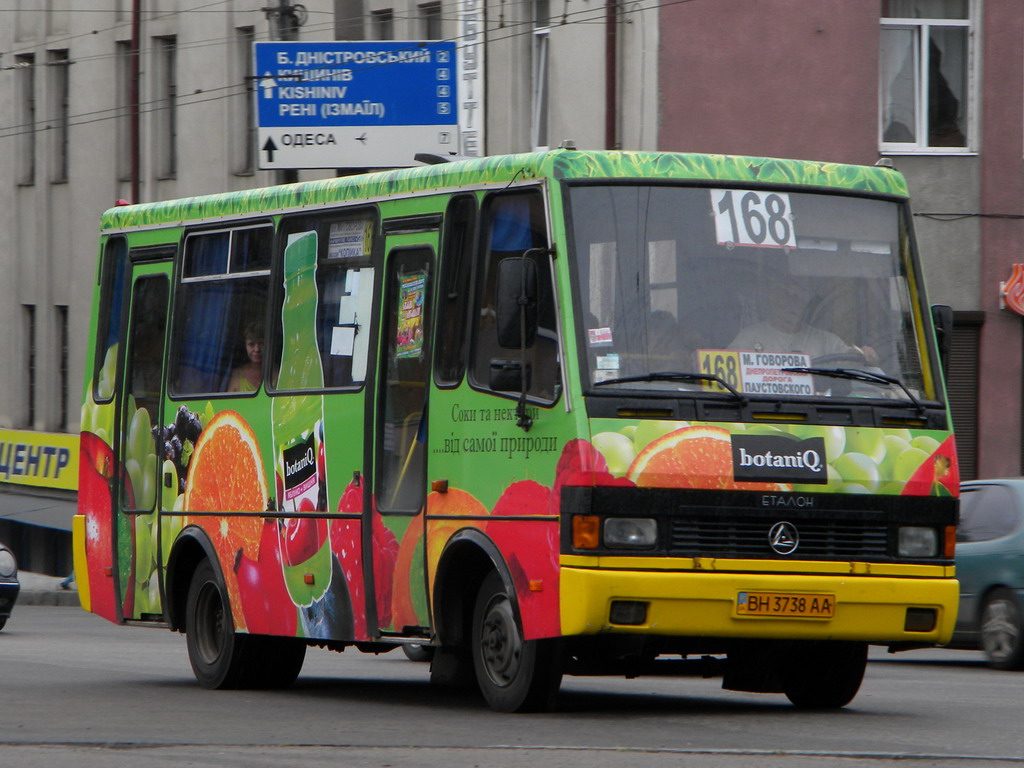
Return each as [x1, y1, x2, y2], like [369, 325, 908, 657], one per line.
[18, 588, 82, 607]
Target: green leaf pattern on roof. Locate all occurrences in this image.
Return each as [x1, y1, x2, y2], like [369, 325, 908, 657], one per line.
[101, 150, 908, 231]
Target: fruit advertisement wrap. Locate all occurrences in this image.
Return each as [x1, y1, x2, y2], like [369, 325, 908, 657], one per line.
[177, 409, 351, 640]
[587, 420, 957, 497]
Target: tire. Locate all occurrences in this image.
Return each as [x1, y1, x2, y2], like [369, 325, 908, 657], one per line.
[0, 617, 6, 631]
[402, 643, 435, 663]
[980, 588, 1024, 670]
[248, 635, 307, 688]
[783, 641, 867, 709]
[186, 560, 246, 689]
[471, 571, 562, 713]
[185, 560, 306, 689]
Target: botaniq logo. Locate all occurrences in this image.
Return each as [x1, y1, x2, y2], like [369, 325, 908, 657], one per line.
[731, 433, 827, 484]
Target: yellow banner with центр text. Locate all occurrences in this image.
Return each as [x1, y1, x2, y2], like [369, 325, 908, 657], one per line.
[0, 429, 79, 491]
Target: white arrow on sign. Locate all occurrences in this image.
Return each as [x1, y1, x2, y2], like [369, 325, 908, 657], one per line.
[260, 71, 277, 99]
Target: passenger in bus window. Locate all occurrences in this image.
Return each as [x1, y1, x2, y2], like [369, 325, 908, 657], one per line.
[227, 322, 264, 392]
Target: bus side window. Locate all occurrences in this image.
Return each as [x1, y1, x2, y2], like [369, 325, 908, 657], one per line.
[471, 190, 560, 403]
[435, 195, 476, 387]
[171, 226, 271, 396]
[94, 237, 129, 401]
[274, 211, 378, 391]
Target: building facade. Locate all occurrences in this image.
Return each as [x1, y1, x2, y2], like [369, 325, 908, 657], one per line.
[655, 0, 1021, 480]
[0, 0, 1019, 495]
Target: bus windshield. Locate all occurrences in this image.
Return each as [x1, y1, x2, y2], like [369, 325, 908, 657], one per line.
[568, 184, 934, 402]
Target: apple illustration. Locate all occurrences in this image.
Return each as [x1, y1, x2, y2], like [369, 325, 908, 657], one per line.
[79, 431, 117, 621]
[281, 514, 328, 566]
[236, 519, 297, 636]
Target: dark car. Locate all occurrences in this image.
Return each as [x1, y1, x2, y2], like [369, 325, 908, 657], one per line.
[0, 542, 19, 631]
[950, 479, 1024, 668]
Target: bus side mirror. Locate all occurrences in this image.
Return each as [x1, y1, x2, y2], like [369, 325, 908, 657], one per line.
[931, 304, 954, 379]
[495, 257, 538, 350]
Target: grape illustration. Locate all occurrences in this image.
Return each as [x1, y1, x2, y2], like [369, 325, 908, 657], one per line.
[154, 405, 205, 494]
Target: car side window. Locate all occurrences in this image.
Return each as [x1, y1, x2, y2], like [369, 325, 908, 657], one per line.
[957, 485, 1020, 543]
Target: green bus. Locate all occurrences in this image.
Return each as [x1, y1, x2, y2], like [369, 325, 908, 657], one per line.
[74, 149, 959, 712]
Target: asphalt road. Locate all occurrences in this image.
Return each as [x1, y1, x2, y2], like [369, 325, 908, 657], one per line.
[2, 604, 1023, 767]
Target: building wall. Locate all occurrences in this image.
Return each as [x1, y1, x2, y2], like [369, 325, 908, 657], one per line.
[657, 0, 880, 165]
[0, 1, 346, 436]
[0, 0, 659, 441]
[976, 0, 1024, 477]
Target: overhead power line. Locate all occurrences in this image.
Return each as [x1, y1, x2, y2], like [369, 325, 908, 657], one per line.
[0, 0, 677, 140]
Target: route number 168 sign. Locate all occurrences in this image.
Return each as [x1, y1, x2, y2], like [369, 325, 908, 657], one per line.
[712, 189, 796, 248]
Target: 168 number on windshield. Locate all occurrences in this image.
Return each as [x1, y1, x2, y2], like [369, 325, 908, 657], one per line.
[698, 350, 741, 393]
[712, 190, 796, 248]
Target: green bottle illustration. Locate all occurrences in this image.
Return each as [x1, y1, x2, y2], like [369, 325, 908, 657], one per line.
[273, 231, 332, 608]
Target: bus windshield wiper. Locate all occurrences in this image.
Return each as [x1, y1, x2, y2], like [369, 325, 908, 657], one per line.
[594, 371, 747, 403]
[781, 367, 924, 413]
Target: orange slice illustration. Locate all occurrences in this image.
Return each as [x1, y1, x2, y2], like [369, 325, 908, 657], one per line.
[627, 425, 790, 491]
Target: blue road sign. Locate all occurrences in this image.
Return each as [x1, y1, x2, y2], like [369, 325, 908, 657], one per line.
[255, 41, 458, 129]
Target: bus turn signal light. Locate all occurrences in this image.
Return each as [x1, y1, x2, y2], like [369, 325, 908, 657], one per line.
[944, 526, 956, 559]
[573, 515, 601, 549]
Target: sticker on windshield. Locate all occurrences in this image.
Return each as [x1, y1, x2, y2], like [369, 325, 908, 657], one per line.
[588, 327, 613, 346]
[699, 349, 814, 396]
[711, 190, 796, 248]
[596, 353, 620, 370]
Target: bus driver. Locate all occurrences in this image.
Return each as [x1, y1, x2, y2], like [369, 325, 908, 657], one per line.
[728, 277, 876, 364]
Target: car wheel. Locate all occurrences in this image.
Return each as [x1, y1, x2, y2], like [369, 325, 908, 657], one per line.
[402, 643, 435, 662]
[0, 617, 6, 631]
[783, 641, 867, 709]
[471, 571, 562, 712]
[980, 588, 1024, 670]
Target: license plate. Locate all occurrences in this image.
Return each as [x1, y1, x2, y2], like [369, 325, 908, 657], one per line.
[736, 591, 835, 618]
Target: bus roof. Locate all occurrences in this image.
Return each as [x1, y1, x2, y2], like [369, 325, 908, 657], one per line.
[99, 149, 910, 232]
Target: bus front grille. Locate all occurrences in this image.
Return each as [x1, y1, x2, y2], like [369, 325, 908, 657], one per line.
[669, 517, 890, 559]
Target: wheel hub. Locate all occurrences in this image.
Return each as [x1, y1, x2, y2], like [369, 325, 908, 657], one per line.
[480, 595, 522, 687]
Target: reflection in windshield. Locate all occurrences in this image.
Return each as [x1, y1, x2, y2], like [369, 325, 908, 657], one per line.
[569, 185, 932, 401]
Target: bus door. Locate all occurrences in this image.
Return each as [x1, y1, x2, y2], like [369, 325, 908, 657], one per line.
[372, 234, 436, 636]
[113, 254, 173, 622]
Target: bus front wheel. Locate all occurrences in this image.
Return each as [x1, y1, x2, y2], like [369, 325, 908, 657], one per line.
[471, 571, 562, 712]
[783, 640, 867, 709]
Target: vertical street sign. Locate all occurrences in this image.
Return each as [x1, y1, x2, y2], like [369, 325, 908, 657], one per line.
[255, 41, 459, 169]
[457, 0, 485, 157]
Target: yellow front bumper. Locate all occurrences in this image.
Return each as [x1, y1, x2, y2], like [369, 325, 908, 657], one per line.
[560, 557, 958, 644]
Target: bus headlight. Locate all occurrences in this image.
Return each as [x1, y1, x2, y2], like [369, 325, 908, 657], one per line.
[603, 518, 658, 550]
[898, 526, 938, 557]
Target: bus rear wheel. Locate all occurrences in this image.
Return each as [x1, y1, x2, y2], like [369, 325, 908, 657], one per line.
[185, 559, 305, 689]
[471, 571, 562, 712]
[782, 640, 867, 709]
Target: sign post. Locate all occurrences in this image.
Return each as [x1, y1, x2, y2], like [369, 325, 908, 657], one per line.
[254, 41, 459, 169]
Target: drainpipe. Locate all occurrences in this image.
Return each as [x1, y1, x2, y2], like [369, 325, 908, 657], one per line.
[605, 0, 618, 149]
[129, 0, 141, 203]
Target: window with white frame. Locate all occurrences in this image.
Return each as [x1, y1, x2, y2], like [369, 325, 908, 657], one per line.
[49, 49, 70, 183]
[115, 41, 132, 181]
[531, 0, 550, 151]
[232, 27, 256, 175]
[15, 54, 35, 186]
[154, 36, 177, 178]
[420, 2, 442, 39]
[372, 9, 394, 40]
[880, 0, 973, 152]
